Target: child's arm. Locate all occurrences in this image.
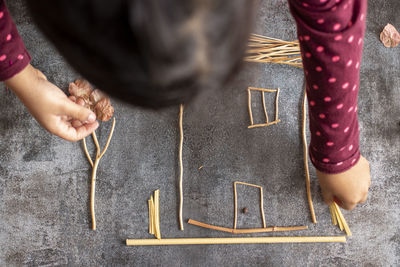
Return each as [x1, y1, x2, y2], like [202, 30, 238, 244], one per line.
[0, 1, 98, 141]
[5, 64, 99, 141]
[288, 0, 370, 209]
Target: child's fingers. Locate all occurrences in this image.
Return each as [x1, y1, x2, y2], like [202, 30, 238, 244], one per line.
[68, 95, 77, 102]
[321, 189, 334, 205]
[71, 119, 83, 128]
[60, 100, 96, 123]
[56, 120, 99, 141]
[336, 197, 357, 210]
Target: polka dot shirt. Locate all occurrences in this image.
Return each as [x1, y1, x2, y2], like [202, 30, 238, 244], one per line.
[289, 0, 366, 173]
[0, 1, 31, 81]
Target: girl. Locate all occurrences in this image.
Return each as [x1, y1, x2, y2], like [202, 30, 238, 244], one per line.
[1, 0, 370, 210]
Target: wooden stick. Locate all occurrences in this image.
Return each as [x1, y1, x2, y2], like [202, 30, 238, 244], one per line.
[332, 203, 352, 236]
[88, 118, 117, 230]
[126, 236, 346, 246]
[233, 181, 238, 229]
[99, 117, 116, 159]
[260, 187, 266, 228]
[90, 157, 100, 230]
[247, 120, 280, 129]
[178, 104, 184, 231]
[233, 181, 266, 229]
[82, 137, 94, 167]
[154, 190, 161, 239]
[92, 132, 100, 158]
[302, 88, 317, 223]
[261, 91, 269, 123]
[329, 204, 337, 226]
[248, 87, 277, 93]
[247, 89, 254, 125]
[147, 199, 154, 234]
[188, 219, 308, 234]
[275, 88, 280, 122]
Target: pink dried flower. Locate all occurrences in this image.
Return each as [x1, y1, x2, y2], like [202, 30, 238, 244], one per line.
[69, 78, 114, 121]
[94, 98, 114, 121]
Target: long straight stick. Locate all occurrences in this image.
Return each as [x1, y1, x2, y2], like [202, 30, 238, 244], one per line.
[302, 88, 317, 223]
[178, 104, 184, 231]
[126, 236, 346, 246]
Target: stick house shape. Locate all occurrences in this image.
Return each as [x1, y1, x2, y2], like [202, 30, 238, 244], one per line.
[233, 181, 266, 229]
[247, 87, 280, 128]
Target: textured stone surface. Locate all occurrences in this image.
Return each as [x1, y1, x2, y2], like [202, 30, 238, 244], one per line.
[1, 0, 399, 266]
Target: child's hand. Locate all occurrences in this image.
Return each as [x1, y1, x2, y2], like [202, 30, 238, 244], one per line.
[316, 155, 371, 210]
[5, 64, 99, 141]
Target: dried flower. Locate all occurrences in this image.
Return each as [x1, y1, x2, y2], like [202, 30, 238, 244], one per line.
[68, 79, 114, 121]
[380, 24, 400, 48]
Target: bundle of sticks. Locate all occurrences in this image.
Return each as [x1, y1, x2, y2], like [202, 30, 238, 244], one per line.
[245, 34, 303, 68]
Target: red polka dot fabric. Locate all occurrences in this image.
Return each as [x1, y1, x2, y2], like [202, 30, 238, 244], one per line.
[0, 0, 31, 81]
[289, 0, 367, 173]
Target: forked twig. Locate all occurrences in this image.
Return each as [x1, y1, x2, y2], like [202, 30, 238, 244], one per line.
[83, 117, 116, 230]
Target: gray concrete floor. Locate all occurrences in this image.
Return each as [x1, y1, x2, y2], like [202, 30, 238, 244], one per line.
[1, 0, 399, 266]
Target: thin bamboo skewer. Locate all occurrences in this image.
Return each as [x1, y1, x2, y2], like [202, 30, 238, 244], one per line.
[188, 219, 308, 234]
[302, 88, 317, 224]
[126, 236, 347, 246]
[178, 104, 184, 231]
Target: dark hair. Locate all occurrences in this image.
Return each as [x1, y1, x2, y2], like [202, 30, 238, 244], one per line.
[27, 0, 256, 108]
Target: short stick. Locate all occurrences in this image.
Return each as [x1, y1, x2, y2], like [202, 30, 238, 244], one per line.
[248, 87, 278, 93]
[248, 120, 280, 128]
[275, 88, 280, 122]
[248, 89, 254, 125]
[126, 236, 346, 246]
[261, 91, 269, 123]
[154, 190, 161, 239]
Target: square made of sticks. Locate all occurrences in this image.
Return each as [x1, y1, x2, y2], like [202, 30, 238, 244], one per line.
[247, 87, 280, 128]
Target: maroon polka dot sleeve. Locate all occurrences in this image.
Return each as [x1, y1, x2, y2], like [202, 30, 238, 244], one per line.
[0, 0, 31, 81]
[288, 0, 367, 174]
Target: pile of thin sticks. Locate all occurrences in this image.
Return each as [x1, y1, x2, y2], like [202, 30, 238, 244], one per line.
[245, 34, 302, 68]
[148, 190, 161, 239]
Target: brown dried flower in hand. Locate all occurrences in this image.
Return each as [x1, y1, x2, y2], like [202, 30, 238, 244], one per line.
[68, 79, 114, 121]
[380, 24, 400, 48]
